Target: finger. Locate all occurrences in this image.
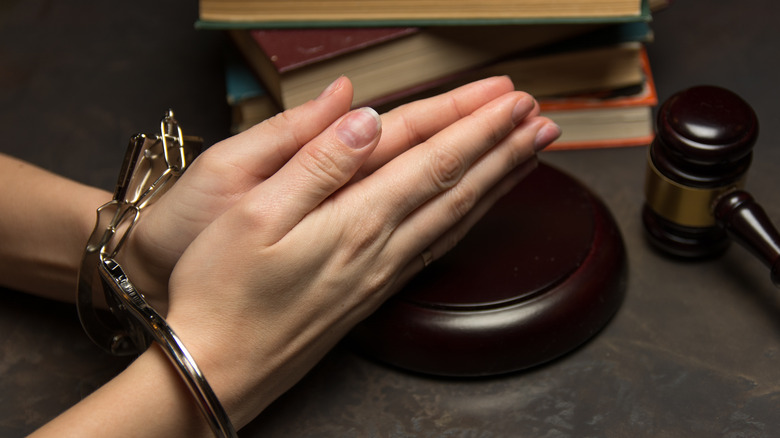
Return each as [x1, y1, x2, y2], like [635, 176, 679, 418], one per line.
[144, 77, 354, 246]
[354, 76, 519, 180]
[229, 107, 383, 244]
[396, 157, 539, 287]
[359, 90, 538, 231]
[389, 116, 557, 259]
[202, 76, 355, 181]
[123, 77, 355, 294]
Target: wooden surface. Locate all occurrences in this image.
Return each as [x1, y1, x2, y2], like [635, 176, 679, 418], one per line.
[350, 162, 627, 377]
[2, 1, 780, 436]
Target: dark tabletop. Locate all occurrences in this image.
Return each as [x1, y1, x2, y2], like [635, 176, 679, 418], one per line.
[2, 1, 780, 437]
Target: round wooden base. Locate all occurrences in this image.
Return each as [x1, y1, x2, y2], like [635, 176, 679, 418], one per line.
[348, 162, 628, 377]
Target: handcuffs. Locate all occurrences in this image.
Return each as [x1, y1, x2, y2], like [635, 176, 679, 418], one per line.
[76, 110, 237, 438]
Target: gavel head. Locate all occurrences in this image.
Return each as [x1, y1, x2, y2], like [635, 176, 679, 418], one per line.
[643, 85, 759, 258]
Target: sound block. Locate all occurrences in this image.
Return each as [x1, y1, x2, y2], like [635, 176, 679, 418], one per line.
[349, 162, 627, 377]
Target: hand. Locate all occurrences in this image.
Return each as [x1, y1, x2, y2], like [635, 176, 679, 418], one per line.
[120, 76, 545, 313]
[159, 77, 560, 427]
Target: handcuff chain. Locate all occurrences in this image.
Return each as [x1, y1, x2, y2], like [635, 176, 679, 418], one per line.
[78, 108, 201, 355]
[103, 110, 187, 258]
[76, 111, 236, 437]
[103, 167, 176, 259]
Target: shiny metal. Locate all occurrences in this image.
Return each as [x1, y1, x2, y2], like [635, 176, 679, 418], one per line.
[77, 111, 236, 437]
[421, 249, 434, 268]
[644, 153, 746, 228]
[98, 257, 236, 438]
[78, 110, 201, 355]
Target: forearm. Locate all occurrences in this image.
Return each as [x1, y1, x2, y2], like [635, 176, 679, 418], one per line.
[29, 345, 214, 438]
[0, 153, 110, 301]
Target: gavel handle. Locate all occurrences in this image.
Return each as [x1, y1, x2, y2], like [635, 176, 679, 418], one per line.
[714, 190, 780, 287]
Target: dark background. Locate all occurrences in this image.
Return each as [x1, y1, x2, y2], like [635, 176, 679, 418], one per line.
[2, 1, 780, 436]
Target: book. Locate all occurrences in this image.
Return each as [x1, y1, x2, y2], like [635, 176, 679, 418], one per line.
[369, 46, 657, 150]
[368, 41, 648, 110]
[225, 44, 657, 151]
[229, 22, 650, 109]
[538, 47, 657, 150]
[224, 48, 280, 133]
[199, 0, 646, 28]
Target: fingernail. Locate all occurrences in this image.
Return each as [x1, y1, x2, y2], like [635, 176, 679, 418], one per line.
[336, 107, 381, 149]
[533, 121, 561, 151]
[512, 95, 536, 124]
[316, 76, 343, 101]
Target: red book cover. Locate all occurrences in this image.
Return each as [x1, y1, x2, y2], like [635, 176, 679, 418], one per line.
[247, 27, 419, 73]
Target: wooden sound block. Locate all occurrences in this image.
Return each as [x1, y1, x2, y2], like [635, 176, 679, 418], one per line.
[348, 162, 627, 377]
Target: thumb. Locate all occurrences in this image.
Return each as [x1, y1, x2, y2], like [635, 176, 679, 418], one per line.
[233, 107, 383, 244]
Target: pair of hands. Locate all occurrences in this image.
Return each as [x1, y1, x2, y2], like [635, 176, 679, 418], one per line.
[119, 75, 559, 426]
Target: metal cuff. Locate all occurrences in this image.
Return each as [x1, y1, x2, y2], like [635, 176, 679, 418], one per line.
[76, 111, 236, 437]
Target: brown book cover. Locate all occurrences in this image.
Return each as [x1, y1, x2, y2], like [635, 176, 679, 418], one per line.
[229, 24, 602, 108]
[248, 27, 419, 73]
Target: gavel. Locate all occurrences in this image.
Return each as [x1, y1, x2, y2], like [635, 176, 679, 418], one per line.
[643, 85, 780, 286]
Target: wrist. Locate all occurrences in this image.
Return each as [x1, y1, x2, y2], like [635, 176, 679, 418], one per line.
[133, 345, 217, 438]
[0, 152, 112, 300]
[31, 344, 215, 438]
[163, 299, 352, 429]
[163, 311, 283, 429]
[114, 225, 171, 313]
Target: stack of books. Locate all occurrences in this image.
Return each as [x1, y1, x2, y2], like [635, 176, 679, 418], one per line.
[199, 0, 667, 150]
